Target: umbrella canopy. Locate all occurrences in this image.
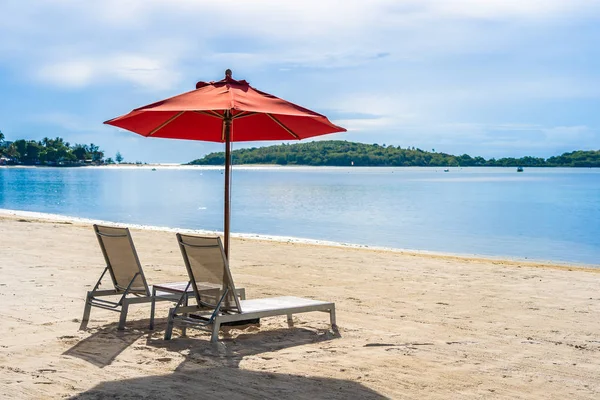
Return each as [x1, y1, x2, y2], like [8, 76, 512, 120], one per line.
[105, 70, 344, 142]
[105, 70, 346, 257]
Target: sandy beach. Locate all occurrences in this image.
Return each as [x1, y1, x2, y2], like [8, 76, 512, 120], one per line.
[0, 213, 599, 399]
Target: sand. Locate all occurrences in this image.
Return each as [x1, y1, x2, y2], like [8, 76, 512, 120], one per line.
[0, 213, 599, 399]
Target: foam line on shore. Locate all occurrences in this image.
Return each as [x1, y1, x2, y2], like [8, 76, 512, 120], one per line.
[1, 208, 597, 270]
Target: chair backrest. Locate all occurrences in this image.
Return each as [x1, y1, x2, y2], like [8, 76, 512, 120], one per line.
[176, 233, 242, 313]
[93, 224, 150, 295]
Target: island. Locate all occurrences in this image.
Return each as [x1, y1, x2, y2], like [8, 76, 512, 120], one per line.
[188, 140, 600, 167]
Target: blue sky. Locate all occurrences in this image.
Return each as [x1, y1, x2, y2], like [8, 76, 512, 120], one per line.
[1, 1, 599, 163]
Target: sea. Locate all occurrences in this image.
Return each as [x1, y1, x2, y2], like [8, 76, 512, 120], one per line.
[1, 166, 599, 266]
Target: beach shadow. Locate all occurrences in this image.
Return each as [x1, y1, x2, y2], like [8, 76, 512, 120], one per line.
[65, 318, 338, 370]
[148, 325, 340, 370]
[65, 319, 359, 399]
[64, 318, 166, 368]
[68, 366, 386, 399]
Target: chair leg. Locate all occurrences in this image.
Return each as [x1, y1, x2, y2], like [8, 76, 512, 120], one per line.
[80, 292, 92, 330]
[287, 314, 294, 327]
[330, 306, 337, 329]
[164, 308, 175, 340]
[210, 320, 221, 343]
[181, 294, 189, 337]
[149, 287, 156, 330]
[118, 301, 129, 331]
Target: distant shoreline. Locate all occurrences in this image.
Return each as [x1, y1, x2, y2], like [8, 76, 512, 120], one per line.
[2, 164, 599, 170]
[1, 208, 598, 270]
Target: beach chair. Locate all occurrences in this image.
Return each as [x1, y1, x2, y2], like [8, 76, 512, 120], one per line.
[164, 233, 337, 342]
[81, 225, 179, 330]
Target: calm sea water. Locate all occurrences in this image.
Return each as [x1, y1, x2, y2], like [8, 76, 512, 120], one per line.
[1, 166, 599, 265]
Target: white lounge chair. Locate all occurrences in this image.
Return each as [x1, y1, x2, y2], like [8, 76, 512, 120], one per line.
[82, 225, 165, 330]
[164, 234, 337, 342]
[82, 225, 246, 331]
[80, 225, 194, 330]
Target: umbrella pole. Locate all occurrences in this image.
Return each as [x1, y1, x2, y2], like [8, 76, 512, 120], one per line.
[224, 112, 232, 259]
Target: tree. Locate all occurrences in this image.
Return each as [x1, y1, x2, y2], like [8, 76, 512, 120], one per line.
[13, 140, 27, 160]
[88, 143, 104, 163]
[10, 140, 42, 164]
[0, 130, 4, 144]
[92, 149, 104, 162]
[72, 144, 89, 161]
[115, 151, 123, 164]
[26, 141, 41, 163]
[6, 144, 19, 159]
[0, 135, 114, 165]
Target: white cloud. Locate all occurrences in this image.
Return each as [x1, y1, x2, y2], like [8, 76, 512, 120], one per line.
[45, 1, 600, 29]
[1, 0, 599, 161]
[34, 54, 182, 90]
[37, 61, 95, 88]
[427, 0, 600, 20]
[3, 0, 599, 84]
[335, 117, 399, 132]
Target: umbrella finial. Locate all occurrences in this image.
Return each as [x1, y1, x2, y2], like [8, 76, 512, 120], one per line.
[225, 69, 232, 79]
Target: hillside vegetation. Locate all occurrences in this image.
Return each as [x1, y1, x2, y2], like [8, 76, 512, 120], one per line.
[188, 140, 600, 167]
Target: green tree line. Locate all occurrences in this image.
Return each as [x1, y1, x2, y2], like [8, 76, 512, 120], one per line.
[188, 140, 600, 167]
[0, 131, 106, 165]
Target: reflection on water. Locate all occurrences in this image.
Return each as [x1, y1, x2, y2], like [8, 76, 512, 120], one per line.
[1, 166, 599, 265]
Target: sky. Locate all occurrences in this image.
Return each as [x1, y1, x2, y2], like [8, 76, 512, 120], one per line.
[1, 0, 599, 163]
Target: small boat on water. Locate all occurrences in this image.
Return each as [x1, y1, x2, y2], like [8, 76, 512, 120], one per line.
[444, 168, 449, 172]
[517, 166, 524, 172]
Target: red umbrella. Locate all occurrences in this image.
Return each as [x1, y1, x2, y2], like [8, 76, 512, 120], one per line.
[105, 70, 346, 257]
